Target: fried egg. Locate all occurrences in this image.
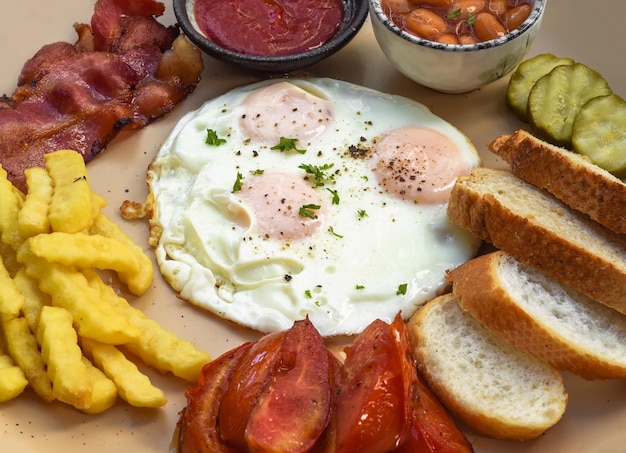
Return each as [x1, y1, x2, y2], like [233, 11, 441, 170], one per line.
[147, 78, 481, 336]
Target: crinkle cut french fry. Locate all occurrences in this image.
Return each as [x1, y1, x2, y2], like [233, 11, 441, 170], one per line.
[81, 337, 167, 408]
[84, 269, 211, 382]
[0, 255, 25, 318]
[44, 150, 93, 234]
[0, 241, 20, 277]
[89, 213, 154, 296]
[0, 164, 23, 250]
[18, 166, 52, 239]
[80, 357, 118, 414]
[0, 353, 28, 403]
[19, 242, 141, 345]
[4, 316, 54, 402]
[91, 192, 107, 219]
[12, 268, 51, 334]
[28, 231, 141, 276]
[37, 306, 92, 410]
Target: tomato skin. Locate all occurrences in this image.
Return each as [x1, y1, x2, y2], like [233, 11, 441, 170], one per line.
[245, 317, 334, 453]
[333, 313, 414, 453]
[310, 351, 344, 453]
[177, 342, 252, 453]
[218, 330, 287, 450]
[395, 371, 474, 453]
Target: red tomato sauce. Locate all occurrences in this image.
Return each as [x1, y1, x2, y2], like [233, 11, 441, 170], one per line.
[194, 0, 345, 57]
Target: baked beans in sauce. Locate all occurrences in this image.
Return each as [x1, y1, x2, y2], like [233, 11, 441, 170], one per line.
[382, 0, 533, 44]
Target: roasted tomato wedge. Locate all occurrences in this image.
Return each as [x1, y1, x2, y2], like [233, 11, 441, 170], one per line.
[219, 317, 334, 453]
[395, 368, 474, 453]
[177, 342, 252, 453]
[333, 313, 415, 453]
[245, 317, 334, 452]
[218, 330, 288, 450]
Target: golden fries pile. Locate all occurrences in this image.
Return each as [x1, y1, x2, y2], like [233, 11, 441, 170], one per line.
[0, 150, 210, 413]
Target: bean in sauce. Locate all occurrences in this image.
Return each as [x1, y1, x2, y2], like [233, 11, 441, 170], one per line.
[382, 0, 533, 44]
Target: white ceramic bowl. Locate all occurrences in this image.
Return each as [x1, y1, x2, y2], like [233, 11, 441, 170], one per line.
[370, 0, 546, 93]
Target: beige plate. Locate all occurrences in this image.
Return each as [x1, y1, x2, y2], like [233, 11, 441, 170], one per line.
[2, 1, 626, 451]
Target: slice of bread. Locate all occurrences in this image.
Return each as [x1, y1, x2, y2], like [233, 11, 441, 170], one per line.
[489, 129, 626, 234]
[447, 166, 626, 315]
[407, 293, 567, 441]
[448, 251, 626, 379]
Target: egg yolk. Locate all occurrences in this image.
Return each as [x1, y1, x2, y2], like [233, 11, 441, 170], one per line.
[238, 172, 327, 241]
[371, 127, 471, 204]
[239, 82, 333, 144]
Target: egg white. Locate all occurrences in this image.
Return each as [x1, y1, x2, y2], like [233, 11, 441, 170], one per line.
[148, 78, 481, 336]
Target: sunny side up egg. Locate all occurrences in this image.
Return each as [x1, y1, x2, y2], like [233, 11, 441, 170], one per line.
[147, 78, 481, 336]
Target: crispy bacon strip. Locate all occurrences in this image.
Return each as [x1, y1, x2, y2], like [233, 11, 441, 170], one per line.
[1, 0, 203, 192]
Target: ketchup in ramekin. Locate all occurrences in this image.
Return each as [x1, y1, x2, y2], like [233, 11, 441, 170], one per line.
[194, 0, 345, 57]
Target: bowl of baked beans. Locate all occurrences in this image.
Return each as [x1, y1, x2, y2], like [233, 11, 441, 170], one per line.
[369, 0, 545, 92]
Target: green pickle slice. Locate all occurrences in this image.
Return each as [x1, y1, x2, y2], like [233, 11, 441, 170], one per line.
[528, 63, 612, 146]
[573, 93, 626, 178]
[506, 53, 575, 122]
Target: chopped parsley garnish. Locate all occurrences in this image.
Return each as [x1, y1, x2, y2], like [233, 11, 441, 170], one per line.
[467, 13, 477, 25]
[358, 209, 368, 218]
[327, 188, 340, 205]
[299, 163, 335, 188]
[396, 283, 408, 296]
[232, 172, 244, 192]
[356, 284, 365, 290]
[299, 203, 321, 219]
[206, 128, 227, 146]
[445, 8, 461, 19]
[271, 137, 306, 154]
[252, 168, 265, 175]
[304, 289, 312, 298]
[328, 226, 343, 238]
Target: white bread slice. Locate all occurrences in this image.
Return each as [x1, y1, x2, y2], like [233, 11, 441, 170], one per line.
[447, 166, 626, 315]
[407, 293, 567, 441]
[448, 251, 626, 380]
[489, 129, 626, 234]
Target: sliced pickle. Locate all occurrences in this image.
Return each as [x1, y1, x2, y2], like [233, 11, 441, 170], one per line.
[506, 53, 575, 122]
[572, 93, 626, 177]
[528, 63, 612, 146]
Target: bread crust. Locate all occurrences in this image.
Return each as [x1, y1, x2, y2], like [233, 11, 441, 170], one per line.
[447, 167, 626, 315]
[489, 129, 626, 234]
[408, 294, 567, 441]
[448, 251, 626, 380]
